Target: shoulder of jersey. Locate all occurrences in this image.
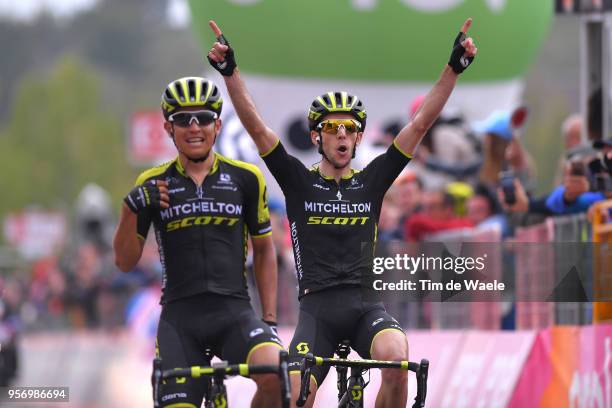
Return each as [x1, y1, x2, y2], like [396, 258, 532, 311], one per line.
[215, 153, 265, 179]
[134, 159, 176, 186]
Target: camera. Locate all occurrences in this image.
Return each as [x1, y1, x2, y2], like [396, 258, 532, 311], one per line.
[587, 156, 612, 193]
[498, 171, 516, 205]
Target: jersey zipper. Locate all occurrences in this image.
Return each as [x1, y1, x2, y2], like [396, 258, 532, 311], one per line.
[189, 177, 207, 292]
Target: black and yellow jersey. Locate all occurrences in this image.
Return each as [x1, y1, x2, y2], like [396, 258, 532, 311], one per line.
[261, 141, 411, 298]
[135, 153, 271, 304]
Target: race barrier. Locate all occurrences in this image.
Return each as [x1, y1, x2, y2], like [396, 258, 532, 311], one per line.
[11, 325, 612, 407]
[381, 201, 612, 331]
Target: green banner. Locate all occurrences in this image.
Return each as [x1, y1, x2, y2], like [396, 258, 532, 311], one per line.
[189, 0, 553, 82]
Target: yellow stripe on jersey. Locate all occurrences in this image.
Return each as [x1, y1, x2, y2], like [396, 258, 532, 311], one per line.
[216, 154, 270, 225]
[134, 159, 177, 186]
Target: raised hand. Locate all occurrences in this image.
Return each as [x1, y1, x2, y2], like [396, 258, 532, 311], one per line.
[207, 20, 237, 76]
[124, 180, 170, 214]
[448, 18, 478, 74]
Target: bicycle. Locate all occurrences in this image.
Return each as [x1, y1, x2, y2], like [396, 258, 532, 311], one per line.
[297, 341, 428, 408]
[152, 348, 291, 408]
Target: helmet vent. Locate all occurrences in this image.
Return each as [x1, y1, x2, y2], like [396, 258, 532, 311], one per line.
[188, 80, 197, 102]
[175, 83, 185, 101]
[334, 92, 342, 105]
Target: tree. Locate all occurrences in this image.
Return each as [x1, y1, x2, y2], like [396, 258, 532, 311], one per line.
[0, 55, 137, 218]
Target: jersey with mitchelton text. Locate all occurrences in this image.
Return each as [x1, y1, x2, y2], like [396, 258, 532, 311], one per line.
[135, 153, 271, 304]
[261, 140, 411, 298]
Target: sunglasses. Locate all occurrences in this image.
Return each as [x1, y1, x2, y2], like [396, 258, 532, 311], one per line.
[169, 110, 218, 128]
[317, 119, 361, 134]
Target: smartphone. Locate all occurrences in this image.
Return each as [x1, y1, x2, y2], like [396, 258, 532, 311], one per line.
[499, 171, 516, 205]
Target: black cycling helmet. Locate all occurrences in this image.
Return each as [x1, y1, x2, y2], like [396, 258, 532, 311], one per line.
[161, 76, 223, 119]
[307, 91, 367, 131]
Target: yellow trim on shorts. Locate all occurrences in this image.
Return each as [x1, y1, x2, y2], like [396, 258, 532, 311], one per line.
[392, 140, 414, 159]
[164, 403, 198, 408]
[369, 327, 406, 357]
[259, 139, 281, 158]
[246, 341, 284, 365]
[251, 231, 272, 239]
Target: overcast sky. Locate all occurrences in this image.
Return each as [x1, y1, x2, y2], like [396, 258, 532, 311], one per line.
[0, 0, 190, 26]
[0, 0, 98, 20]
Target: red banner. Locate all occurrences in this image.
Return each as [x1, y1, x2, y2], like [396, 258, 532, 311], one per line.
[128, 111, 175, 165]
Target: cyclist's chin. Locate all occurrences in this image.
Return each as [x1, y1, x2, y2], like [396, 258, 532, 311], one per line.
[179, 142, 213, 157]
[328, 153, 351, 169]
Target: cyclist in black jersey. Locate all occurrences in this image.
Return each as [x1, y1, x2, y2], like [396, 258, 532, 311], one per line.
[207, 19, 477, 408]
[113, 76, 284, 408]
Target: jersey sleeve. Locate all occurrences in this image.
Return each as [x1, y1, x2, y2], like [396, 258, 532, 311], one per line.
[260, 140, 309, 194]
[242, 165, 273, 238]
[133, 173, 153, 241]
[363, 140, 412, 198]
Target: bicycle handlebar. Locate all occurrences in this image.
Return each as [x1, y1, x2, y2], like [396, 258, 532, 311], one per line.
[296, 353, 429, 408]
[153, 350, 291, 408]
[162, 363, 281, 379]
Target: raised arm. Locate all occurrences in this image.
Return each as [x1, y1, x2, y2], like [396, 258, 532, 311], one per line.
[395, 18, 477, 156]
[207, 20, 279, 155]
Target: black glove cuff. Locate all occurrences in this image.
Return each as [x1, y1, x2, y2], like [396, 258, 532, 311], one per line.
[124, 193, 140, 214]
[448, 31, 474, 74]
[208, 35, 237, 76]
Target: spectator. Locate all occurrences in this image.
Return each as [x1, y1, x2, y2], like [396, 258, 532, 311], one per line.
[467, 184, 510, 237]
[418, 109, 535, 191]
[380, 171, 424, 241]
[563, 114, 583, 151]
[499, 161, 605, 216]
[408, 94, 480, 190]
[404, 190, 473, 241]
[476, 111, 533, 188]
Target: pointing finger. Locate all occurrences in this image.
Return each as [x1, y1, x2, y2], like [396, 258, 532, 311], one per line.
[460, 17, 472, 34]
[209, 20, 223, 38]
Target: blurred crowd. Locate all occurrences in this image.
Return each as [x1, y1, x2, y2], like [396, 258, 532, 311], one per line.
[2, 97, 612, 385]
[371, 97, 612, 244]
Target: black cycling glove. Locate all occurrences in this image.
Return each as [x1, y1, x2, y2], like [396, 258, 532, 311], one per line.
[207, 34, 237, 76]
[262, 319, 278, 336]
[448, 32, 474, 74]
[124, 180, 163, 214]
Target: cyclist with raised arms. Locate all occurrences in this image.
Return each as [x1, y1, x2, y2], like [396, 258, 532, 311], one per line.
[207, 19, 477, 408]
[113, 76, 284, 408]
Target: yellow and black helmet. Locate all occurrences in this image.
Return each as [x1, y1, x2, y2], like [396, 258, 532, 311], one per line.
[161, 76, 223, 119]
[307, 91, 367, 131]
